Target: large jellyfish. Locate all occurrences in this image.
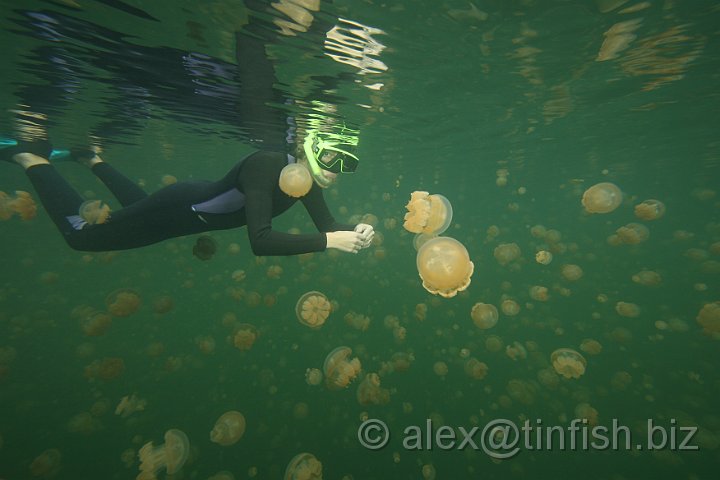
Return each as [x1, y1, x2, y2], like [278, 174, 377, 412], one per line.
[210, 411, 246, 446]
[550, 348, 587, 379]
[416, 236, 474, 298]
[403, 191, 453, 234]
[279, 163, 312, 198]
[284, 453, 322, 480]
[581, 182, 622, 214]
[296, 291, 331, 329]
[323, 346, 361, 390]
[137, 429, 189, 480]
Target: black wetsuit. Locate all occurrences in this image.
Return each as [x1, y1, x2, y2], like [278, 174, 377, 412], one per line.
[25, 151, 354, 255]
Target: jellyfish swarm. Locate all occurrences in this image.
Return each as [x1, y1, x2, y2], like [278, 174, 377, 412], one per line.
[284, 453, 322, 480]
[137, 429, 189, 480]
[295, 291, 331, 329]
[193, 235, 217, 260]
[323, 346, 361, 390]
[550, 348, 587, 379]
[210, 411, 246, 446]
[279, 163, 312, 198]
[403, 191, 453, 235]
[581, 182, 622, 214]
[416, 237, 474, 298]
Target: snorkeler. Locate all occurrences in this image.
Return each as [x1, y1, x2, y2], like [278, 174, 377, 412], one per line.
[0, 5, 374, 257]
[0, 131, 373, 256]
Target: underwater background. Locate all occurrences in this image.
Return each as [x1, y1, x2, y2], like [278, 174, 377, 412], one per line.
[1, 0, 719, 479]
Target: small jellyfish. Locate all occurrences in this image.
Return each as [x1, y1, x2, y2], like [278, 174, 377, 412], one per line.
[422, 464, 437, 480]
[79, 200, 111, 225]
[29, 448, 62, 478]
[581, 182, 622, 214]
[105, 289, 141, 317]
[529, 285, 549, 301]
[579, 339, 603, 355]
[464, 358, 488, 380]
[296, 291, 331, 329]
[535, 250, 553, 265]
[323, 346, 361, 390]
[505, 341, 527, 361]
[80, 311, 112, 336]
[137, 429, 189, 479]
[344, 311, 371, 331]
[279, 163, 313, 198]
[403, 191, 453, 235]
[470, 303, 498, 330]
[696, 302, 720, 337]
[152, 295, 174, 314]
[616, 223, 649, 244]
[416, 236, 474, 298]
[634, 199, 665, 221]
[115, 394, 147, 418]
[305, 368, 323, 386]
[500, 299, 520, 316]
[550, 348, 587, 379]
[615, 301, 640, 318]
[284, 453, 322, 480]
[9, 191, 37, 220]
[561, 264, 583, 281]
[494, 243, 521, 266]
[356, 373, 390, 405]
[631, 270, 662, 286]
[233, 324, 258, 351]
[433, 361, 448, 377]
[193, 235, 217, 260]
[210, 411, 246, 446]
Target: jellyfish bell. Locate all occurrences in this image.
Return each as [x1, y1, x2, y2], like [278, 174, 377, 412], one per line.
[413, 232, 437, 251]
[279, 163, 313, 198]
[470, 303, 498, 330]
[416, 236, 474, 298]
[295, 291, 331, 329]
[284, 453, 322, 480]
[550, 348, 587, 379]
[634, 199, 665, 221]
[210, 411, 246, 446]
[403, 191, 453, 235]
[581, 182, 622, 214]
[137, 429, 189, 479]
[79, 200, 111, 225]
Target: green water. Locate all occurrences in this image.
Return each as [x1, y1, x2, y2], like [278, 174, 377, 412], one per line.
[1, 0, 719, 479]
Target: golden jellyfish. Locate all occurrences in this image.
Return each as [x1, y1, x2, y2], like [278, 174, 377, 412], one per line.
[152, 295, 174, 314]
[505, 341, 527, 361]
[233, 324, 258, 351]
[84, 357, 125, 381]
[414, 303, 427, 321]
[79, 200, 111, 225]
[323, 346, 361, 390]
[0, 191, 12, 220]
[579, 339, 603, 355]
[611, 371, 632, 390]
[284, 453, 322, 480]
[575, 403, 599, 426]
[195, 335, 216, 354]
[616, 223, 649, 245]
[413, 232, 437, 251]
[208, 472, 236, 480]
[115, 394, 147, 418]
[67, 412, 100, 435]
[210, 411, 246, 446]
[193, 235, 217, 260]
[470, 303, 498, 330]
[80, 311, 112, 336]
[615, 301, 641, 318]
[500, 299, 520, 316]
[296, 291, 331, 329]
[493, 243, 521, 266]
[416, 236, 474, 298]
[356, 373, 390, 405]
[537, 368, 560, 389]
[550, 348, 587, 379]
[305, 368, 323, 386]
[535, 250, 552, 265]
[11, 191, 38, 220]
[137, 429, 189, 480]
[403, 191, 453, 234]
[634, 199, 665, 221]
[632, 269, 662, 286]
[582, 182, 622, 214]
[105, 289, 141, 317]
[561, 264, 583, 281]
[696, 302, 720, 337]
[344, 311, 371, 331]
[529, 285, 549, 301]
[485, 335, 503, 352]
[30, 448, 62, 478]
[464, 358, 488, 380]
[279, 163, 312, 198]
[266, 265, 283, 279]
[433, 361, 448, 377]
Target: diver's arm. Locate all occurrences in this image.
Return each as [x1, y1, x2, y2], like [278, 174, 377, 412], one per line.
[300, 184, 356, 233]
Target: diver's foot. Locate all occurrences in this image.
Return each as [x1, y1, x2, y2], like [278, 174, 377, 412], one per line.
[70, 146, 103, 168]
[0, 139, 52, 164]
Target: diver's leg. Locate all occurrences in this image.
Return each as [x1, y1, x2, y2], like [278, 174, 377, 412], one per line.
[72, 149, 148, 207]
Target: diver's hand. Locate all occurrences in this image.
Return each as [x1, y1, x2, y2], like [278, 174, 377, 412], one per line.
[326, 231, 365, 254]
[354, 223, 375, 248]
